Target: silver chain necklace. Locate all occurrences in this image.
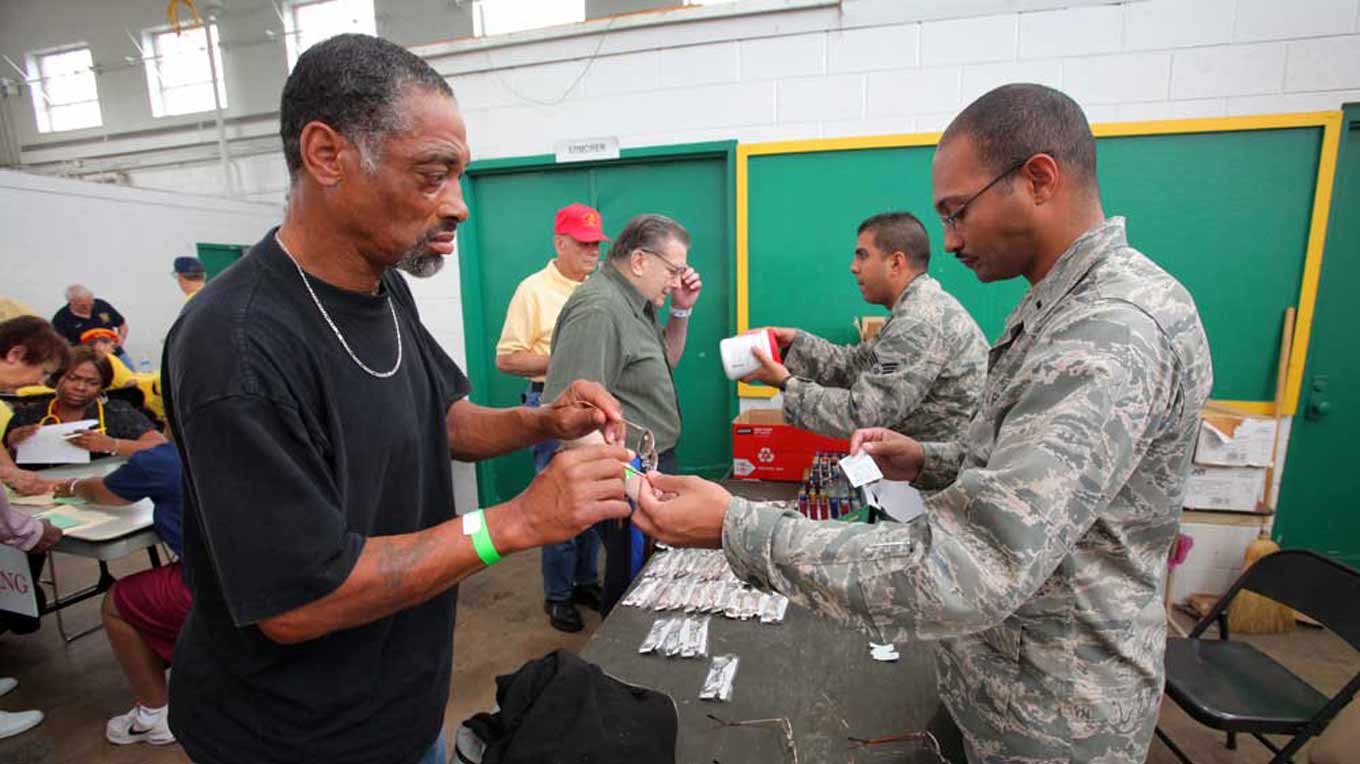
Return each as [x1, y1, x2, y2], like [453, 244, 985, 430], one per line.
[275, 233, 402, 379]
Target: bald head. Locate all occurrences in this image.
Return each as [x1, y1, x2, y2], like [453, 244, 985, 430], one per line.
[940, 83, 1098, 194]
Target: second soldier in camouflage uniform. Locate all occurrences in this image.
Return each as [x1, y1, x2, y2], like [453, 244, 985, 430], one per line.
[746, 212, 988, 442]
[634, 84, 1214, 764]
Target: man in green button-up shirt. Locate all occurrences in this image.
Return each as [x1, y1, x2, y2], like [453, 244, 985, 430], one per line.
[545, 213, 703, 612]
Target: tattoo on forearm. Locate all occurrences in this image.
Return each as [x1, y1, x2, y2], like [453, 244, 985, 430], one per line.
[376, 530, 441, 598]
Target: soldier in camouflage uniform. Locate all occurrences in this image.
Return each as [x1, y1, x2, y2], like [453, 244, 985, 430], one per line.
[634, 83, 1214, 764]
[744, 212, 987, 442]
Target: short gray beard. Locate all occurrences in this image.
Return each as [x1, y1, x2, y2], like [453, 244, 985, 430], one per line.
[396, 247, 445, 278]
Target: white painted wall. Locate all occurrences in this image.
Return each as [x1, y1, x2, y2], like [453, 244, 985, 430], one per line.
[0, 169, 282, 364]
[431, 0, 1360, 161]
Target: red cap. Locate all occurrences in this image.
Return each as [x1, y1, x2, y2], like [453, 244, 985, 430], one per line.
[554, 203, 610, 243]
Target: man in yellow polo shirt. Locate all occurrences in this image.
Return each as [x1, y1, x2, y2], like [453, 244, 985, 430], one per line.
[495, 202, 608, 633]
[173, 257, 207, 301]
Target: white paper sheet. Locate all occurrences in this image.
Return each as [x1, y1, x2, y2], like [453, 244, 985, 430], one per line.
[839, 451, 884, 487]
[865, 480, 927, 523]
[15, 419, 98, 464]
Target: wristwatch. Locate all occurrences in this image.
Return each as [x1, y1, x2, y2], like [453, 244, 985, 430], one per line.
[670, 307, 693, 318]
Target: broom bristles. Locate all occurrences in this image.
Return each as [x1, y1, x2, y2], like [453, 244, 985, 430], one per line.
[1226, 535, 1295, 634]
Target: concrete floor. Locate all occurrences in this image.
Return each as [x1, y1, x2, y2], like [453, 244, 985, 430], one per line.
[1, 549, 1354, 763]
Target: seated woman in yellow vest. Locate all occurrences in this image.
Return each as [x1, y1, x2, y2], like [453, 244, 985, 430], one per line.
[4, 346, 166, 461]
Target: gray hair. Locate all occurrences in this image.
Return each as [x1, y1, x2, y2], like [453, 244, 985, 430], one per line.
[608, 214, 691, 261]
[65, 284, 92, 301]
[280, 34, 454, 179]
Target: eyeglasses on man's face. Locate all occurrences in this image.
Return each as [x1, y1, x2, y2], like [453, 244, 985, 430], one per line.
[638, 247, 686, 279]
[939, 152, 1053, 232]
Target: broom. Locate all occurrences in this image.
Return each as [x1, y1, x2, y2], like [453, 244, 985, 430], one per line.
[1225, 308, 1296, 635]
[1226, 530, 1295, 634]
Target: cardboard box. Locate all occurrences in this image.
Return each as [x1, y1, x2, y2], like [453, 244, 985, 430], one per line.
[1183, 465, 1267, 512]
[854, 315, 886, 342]
[1195, 402, 1279, 467]
[731, 409, 849, 482]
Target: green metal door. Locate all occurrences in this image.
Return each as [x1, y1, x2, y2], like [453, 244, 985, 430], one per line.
[459, 144, 735, 507]
[1275, 104, 1360, 566]
[195, 242, 248, 280]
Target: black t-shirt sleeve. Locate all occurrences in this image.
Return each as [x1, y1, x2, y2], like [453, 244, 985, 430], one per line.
[98, 299, 126, 327]
[50, 308, 76, 344]
[178, 394, 365, 627]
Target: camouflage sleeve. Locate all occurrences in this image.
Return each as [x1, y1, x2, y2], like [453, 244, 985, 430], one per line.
[782, 314, 945, 438]
[915, 440, 965, 490]
[723, 304, 1166, 643]
[783, 331, 873, 388]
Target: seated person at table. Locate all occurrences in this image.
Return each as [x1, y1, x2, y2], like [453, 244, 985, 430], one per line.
[52, 440, 184, 746]
[0, 316, 68, 642]
[81, 328, 164, 424]
[81, 328, 137, 389]
[3, 346, 165, 462]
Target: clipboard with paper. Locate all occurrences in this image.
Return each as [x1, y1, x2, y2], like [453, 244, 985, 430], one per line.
[15, 419, 99, 464]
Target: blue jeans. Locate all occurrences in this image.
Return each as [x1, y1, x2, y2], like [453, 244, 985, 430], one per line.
[525, 388, 600, 602]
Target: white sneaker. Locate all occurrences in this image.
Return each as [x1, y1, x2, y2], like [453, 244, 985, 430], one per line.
[0, 677, 16, 697]
[0, 709, 43, 740]
[105, 705, 175, 746]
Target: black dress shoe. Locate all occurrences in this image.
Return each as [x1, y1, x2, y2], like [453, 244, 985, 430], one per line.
[544, 600, 584, 633]
[572, 583, 603, 613]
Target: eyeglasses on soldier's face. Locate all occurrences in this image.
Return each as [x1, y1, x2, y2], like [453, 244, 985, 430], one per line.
[939, 152, 1053, 232]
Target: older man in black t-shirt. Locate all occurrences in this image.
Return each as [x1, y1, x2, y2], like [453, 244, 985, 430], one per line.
[162, 35, 634, 764]
[51, 285, 127, 358]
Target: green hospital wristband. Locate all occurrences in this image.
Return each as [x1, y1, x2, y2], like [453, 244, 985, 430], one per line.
[463, 509, 502, 567]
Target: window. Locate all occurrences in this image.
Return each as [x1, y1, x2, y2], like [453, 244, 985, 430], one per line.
[473, 0, 585, 37]
[27, 46, 102, 133]
[284, 0, 377, 70]
[143, 24, 228, 117]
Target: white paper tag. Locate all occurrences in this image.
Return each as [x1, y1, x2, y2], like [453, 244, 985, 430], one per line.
[869, 642, 900, 662]
[839, 451, 883, 488]
[462, 510, 484, 536]
[864, 480, 927, 523]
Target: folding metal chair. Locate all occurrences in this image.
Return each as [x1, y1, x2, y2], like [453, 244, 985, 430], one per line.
[1155, 549, 1360, 763]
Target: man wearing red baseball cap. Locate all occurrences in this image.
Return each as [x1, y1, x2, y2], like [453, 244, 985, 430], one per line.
[495, 202, 609, 633]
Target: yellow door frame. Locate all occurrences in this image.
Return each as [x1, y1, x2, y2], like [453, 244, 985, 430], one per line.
[735, 111, 1344, 415]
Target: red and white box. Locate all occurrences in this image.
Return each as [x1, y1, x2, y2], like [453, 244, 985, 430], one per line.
[731, 409, 849, 482]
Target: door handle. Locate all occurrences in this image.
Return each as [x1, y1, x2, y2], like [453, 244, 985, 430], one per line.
[1307, 399, 1332, 420]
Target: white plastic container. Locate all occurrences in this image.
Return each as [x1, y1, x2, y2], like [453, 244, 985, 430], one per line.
[719, 328, 782, 380]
